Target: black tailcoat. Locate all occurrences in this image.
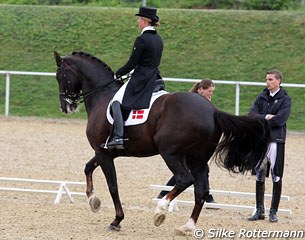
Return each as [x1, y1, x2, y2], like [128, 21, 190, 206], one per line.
[116, 30, 164, 110]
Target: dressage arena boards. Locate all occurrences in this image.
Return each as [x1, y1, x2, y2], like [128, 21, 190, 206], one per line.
[0, 116, 304, 240]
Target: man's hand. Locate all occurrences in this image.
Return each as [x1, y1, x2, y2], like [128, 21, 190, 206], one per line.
[265, 114, 275, 120]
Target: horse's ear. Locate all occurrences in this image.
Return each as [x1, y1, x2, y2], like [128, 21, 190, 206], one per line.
[54, 51, 62, 67]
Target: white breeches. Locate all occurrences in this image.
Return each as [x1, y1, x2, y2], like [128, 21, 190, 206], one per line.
[256, 143, 281, 182]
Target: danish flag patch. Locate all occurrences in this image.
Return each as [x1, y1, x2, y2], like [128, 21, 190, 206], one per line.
[132, 110, 144, 119]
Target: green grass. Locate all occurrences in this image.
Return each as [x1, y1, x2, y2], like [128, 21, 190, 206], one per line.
[0, 5, 304, 131]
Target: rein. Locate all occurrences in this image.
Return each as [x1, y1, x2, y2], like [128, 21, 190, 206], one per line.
[79, 79, 116, 103]
[79, 75, 129, 103]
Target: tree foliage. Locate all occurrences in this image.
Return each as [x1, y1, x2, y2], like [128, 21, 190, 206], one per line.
[1, 0, 303, 10]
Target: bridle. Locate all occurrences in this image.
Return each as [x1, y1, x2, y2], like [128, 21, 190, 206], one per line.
[57, 58, 126, 104]
[57, 59, 81, 105]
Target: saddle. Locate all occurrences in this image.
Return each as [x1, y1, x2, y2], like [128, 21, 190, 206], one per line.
[106, 89, 168, 126]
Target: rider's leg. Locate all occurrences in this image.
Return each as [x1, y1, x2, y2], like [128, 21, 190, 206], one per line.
[107, 100, 124, 149]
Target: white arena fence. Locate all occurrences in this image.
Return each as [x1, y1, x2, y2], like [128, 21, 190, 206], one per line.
[0, 177, 292, 213]
[0, 177, 86, 204]
[150, 185, 292, 215]
[1, 70, 305, 117]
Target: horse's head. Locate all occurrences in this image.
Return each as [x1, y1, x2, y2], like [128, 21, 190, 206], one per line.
[54, 51, 82, 114]
[54, 51, 119, 114]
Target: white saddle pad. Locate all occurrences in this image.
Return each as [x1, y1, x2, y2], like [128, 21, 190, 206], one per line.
[106, 80, 168, 126]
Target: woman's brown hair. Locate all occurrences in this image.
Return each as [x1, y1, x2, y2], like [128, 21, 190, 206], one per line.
[190, 79, 215, 93]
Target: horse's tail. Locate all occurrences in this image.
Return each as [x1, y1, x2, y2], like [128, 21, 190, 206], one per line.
[214, 109, 270, 174]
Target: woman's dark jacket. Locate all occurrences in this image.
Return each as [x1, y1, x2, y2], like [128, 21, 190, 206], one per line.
[116, 29, 164, 110]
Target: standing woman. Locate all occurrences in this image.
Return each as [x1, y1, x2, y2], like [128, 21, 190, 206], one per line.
[157, 79, 217, 204]
[106, 6, 164, 149]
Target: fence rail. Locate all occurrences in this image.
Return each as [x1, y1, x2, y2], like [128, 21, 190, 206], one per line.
[0, 177, 86, 204]
[150, 185, 292, 215]
[1, 70, 305, 116]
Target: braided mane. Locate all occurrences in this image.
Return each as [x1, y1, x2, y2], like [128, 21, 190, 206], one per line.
[71, 51, 114, 75]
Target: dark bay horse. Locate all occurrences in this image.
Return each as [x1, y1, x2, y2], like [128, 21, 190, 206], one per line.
[54, 51, 270, 235]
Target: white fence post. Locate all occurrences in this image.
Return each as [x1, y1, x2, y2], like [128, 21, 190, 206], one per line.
[235, 83, 240, 115]
[5, 73, 10, 117]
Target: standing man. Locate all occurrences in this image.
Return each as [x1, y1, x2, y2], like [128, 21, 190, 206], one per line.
[248, 70, 291, 222]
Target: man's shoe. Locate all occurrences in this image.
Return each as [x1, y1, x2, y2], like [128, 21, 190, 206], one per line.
[269, 211, 278, 222]
[206, 194, 216, 203]
[206, 194, 219, 209]
[106, 138, 124, 150]
[248, 209, 265, 221]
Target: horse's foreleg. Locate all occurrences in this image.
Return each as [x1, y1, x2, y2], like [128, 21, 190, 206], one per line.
[175, 163, 209, 236]
[99, 157, 124, 231]
[84, 156, 101, 212]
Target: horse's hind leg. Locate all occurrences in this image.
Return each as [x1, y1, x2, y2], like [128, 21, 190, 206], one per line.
[154, 154, 194, 227]
[84, 156, 101, 213]
[175, 162, 209, 236]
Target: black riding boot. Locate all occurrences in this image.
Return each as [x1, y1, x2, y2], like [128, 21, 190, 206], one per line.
[248, 181, 265, 221]
[269, 179, 282, 222]
[107, 101, 124, 149]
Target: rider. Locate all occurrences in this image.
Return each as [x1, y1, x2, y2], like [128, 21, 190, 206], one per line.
[106, 6, 164, 150]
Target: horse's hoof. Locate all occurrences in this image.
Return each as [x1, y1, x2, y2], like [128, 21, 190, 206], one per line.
[107, 224, 121, 231]
[88, 195, 101, 213]
[154, 212, 166, 227]
[174, 225, 194, 236]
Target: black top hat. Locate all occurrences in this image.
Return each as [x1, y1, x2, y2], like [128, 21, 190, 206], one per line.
[135, 6, 159, 21]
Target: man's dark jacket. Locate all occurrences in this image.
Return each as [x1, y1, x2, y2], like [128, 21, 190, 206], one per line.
[249, 87, 291, 178]
[116, 30, 164, 110]
[249, 87, 291, 143]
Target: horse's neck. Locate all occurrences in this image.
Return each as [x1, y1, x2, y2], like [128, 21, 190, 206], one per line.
[82, 82, 118, 117]
[75, 57, 118, 116]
